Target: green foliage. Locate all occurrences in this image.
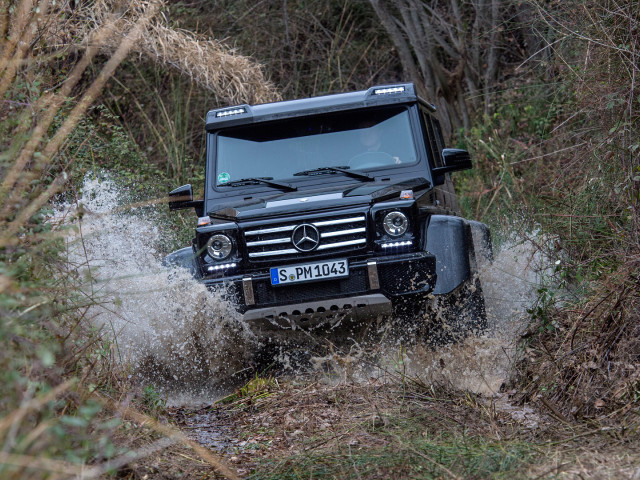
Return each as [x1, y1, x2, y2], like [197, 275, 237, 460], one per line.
[57, 104, 162, 186]
[251, 418, 535, 479]
[142, 384, 167, 414]
[217, 374, 278, 406]
[106, 63, 209, 186]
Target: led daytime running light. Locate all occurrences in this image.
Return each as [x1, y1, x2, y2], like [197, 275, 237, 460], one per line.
[207, 262, 237, 272]
[381, 240, 412, 248]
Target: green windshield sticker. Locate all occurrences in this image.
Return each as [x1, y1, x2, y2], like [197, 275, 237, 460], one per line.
[217, 172, 230, 184]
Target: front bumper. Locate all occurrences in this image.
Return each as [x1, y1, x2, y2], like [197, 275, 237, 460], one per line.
[203, 251, 436, 324]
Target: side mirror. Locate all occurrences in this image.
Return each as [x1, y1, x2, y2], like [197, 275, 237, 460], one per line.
[169, 184, 205, 216]
[433, 148, 473, 175]
[169, 184, 194, 210]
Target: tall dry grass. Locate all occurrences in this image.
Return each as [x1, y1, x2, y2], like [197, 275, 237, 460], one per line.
[0, 0, 275, 476]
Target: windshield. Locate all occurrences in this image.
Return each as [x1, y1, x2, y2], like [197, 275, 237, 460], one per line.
[214, 107, 417, 185]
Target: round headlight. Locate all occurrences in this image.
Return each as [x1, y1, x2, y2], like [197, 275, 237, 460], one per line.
[383, 211, 408, 236]
[206, 234, 233, 260]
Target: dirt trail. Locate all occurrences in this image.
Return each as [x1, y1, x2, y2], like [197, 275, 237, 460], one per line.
[61, 176, 639, 478]
[135, 376, 639, 479]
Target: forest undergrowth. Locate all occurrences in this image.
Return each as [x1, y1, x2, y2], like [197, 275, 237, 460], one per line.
[0, 0, 639, 478]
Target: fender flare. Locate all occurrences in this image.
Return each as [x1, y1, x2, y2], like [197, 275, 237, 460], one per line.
[425, 215, 491, 295]
[162, 247, 199, 278]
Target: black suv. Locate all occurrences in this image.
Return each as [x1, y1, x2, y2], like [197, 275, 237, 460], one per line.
[166, 83, 491, 336]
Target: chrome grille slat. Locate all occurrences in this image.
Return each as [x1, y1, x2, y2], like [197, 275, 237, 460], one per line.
[245, 225, 296, 236]
[321, 227, 366, 238]
[249, 248, 298, 258]
[246, 237, 290, 247]
[317, 239, 366, 250]
[244, 213, 367, 260]
[312, 217, 365, 227]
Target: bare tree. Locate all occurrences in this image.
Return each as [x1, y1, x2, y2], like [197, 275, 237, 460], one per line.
[369, 0, 506, 138]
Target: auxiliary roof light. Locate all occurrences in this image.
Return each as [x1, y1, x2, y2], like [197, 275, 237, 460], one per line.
[381, 240, 412, 248]
[215, 107, 246, 118]
[373, 86, 405, 95]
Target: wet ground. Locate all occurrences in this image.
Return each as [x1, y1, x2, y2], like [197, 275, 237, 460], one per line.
[58, 176, 639, 478]
[137, 374, 640, 480]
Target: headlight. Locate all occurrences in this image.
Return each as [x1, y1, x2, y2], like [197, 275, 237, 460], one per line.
[383, 211, 408, 236]
[206, 234, 233, 260]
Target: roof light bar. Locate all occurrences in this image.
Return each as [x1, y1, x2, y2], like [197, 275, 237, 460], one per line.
[381, 240, 412, 248]
[215, 108, 246, 118]
[373, 86, 405, 95]
[207, 262, 237, 272]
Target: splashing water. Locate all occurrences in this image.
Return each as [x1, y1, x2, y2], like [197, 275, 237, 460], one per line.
[401, 239, 546, 396]
[55, 175, 257, 402]
[55, 175, 546, 402]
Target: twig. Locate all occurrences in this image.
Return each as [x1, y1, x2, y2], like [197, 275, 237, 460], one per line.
[539, 397, 570, 424]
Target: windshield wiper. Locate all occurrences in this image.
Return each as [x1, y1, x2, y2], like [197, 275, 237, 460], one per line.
[217, 177, 297, 191]
[293, 166, 374, 181]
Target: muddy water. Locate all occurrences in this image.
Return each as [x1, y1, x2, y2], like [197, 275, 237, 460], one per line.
[401, 240, 544, 396]
[56, 176, 258, 402]
[57, 175, 543, 403]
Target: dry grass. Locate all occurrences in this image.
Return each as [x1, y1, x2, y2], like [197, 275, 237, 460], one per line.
[47, 0, 280, 105]
[0, 0, 277, 477]
[514, 266, 640, 421]
[506, 0, 640, 424]
[171, 376, 640, 479]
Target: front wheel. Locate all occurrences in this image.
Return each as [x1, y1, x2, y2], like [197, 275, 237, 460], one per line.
[425, 275, 488, 346]
[393, 276, 487, 347]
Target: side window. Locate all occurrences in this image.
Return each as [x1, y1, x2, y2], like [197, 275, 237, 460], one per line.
[420, 110, 444, 168]
[432, 118, 445, 154]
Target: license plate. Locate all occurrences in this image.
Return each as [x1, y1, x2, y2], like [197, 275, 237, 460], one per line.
[270, 259, 349, 286]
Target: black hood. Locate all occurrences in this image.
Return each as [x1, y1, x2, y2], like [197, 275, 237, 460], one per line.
[207, 177, 431, 221]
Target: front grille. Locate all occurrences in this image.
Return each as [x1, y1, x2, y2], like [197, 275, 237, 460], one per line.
[243, 213, 367, 261]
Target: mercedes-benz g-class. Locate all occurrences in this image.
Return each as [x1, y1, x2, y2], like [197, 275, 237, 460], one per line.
[165, 83, 491, 338]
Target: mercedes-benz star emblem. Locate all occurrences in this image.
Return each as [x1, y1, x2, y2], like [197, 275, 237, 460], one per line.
[292, 224, 320, 252]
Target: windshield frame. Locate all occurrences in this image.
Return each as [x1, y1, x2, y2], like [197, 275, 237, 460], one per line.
[204, 104, 433, 207]
[214, 106, 427, 188]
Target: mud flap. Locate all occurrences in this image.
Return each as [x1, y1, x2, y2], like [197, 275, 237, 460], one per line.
[426, 215, 474, 295]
